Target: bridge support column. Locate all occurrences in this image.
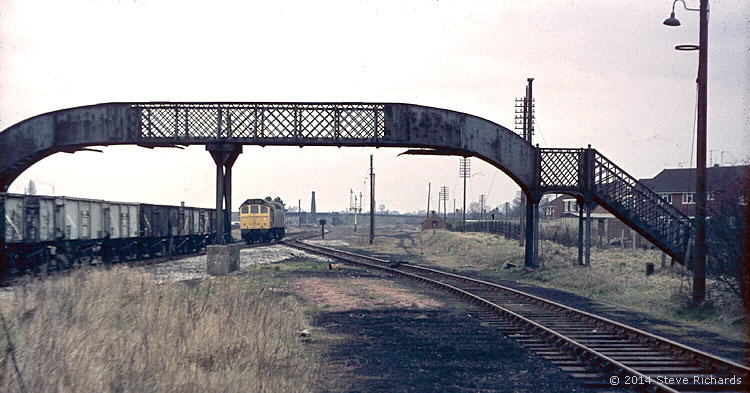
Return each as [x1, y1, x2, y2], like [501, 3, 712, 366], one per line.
[524, 196, 540, 268]
[0, 193, 5, 274]
[584, 203, 592, 267]
[578, 203, 584, 266]
[207, 144, 242, 244]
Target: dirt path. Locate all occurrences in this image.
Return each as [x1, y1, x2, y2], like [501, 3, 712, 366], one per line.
[284, 261, 597, 393]
[321, 227, 748, 364]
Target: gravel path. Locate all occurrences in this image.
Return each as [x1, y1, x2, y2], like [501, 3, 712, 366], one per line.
[142, 244, 333, 282]
[292, 267, 600, 393]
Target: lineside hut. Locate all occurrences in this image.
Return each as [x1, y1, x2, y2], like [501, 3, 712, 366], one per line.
[421, 211, 446, 231]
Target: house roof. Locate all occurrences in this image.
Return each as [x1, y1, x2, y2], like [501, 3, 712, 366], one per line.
[639, 165, 748, 193]
[542, 194, 575, 206]
[423, 212, 445, 222]
[564, 212, 615, 219]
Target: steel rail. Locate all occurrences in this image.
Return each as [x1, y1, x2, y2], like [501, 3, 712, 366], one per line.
[392, 263, 750, 375]
[285, 239, 749, 393]
[2, 232, 315, 285]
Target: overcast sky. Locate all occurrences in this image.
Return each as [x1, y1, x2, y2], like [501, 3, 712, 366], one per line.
[1, 0, 748, 213]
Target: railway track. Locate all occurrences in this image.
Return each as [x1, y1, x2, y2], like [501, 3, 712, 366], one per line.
[285, 239, 750, 393]
[1, 232, 315, 285]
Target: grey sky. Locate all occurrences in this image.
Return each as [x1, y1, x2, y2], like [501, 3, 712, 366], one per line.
[1, 0, 748, 213]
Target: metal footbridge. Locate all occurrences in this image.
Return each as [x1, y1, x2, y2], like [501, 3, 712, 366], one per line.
[0, 102, 693, 266]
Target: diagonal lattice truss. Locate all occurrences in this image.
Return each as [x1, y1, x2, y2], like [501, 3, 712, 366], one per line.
[540, 148, 583, 190]
[133, 103, 385, 141]
[539, 148, 693, 258]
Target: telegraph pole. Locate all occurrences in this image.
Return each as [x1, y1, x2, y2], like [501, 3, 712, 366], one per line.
[440, 186, 449, 222]
[661, 1, 708, 303]
[460, 158, 470, 231]
[515, 79, 535, 248]
[480, 194, 485, 221]
[369, 154, 375, 245]
[693, 0, 709, 305]
[350, 189, 359, 232]
[516, 95, 527, 246]
[358, 192, 362, 231]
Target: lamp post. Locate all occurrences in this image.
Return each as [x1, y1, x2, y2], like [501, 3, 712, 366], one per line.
[664, 0, 709, 305]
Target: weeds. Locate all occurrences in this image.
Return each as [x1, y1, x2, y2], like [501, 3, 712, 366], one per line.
[0, 267, 322, 393]
[355, 229, 745, 343]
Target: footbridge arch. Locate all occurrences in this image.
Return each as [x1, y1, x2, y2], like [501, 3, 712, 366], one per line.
[0, 102, 694, 268]
[0, 103, 537, 194]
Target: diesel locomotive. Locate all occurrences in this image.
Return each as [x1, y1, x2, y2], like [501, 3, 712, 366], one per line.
[1, 192, 217, 275]
[239, 198, 285, 243]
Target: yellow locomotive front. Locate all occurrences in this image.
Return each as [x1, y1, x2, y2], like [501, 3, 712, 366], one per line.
[239, 199, 286, 243]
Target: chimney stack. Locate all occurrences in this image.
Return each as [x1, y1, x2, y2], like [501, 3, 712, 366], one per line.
[311, 191, 317, 223]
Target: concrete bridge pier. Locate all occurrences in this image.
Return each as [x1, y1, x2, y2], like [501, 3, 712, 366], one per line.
[206, 143, 242, 245]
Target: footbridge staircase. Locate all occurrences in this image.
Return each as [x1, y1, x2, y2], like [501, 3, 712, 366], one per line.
[539, 148, 693, 262]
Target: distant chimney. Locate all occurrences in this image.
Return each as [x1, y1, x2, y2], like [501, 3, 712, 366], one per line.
[311, 191, 317, 222]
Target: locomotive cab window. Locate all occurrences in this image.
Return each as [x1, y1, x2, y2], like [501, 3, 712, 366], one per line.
[250, 205, 259, 214]
[241, 206, 249, 214]
[261, 206, 268, 213]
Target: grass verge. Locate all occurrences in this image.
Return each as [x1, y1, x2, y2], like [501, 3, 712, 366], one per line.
[0, 267, 320, 393]
[336, 228, 746, 344]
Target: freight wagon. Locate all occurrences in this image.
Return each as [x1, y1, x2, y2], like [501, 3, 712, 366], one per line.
[1, 193, 216, 275]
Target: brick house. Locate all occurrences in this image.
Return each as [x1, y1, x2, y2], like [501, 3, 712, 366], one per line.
[638, 164, 748, 217]
[538, 164, 748, 248]
[541, 194, 634, 247]
[542, 194, 611, 221]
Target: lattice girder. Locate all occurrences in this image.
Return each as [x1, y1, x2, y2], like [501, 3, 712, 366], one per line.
[136, 103, 385, 141]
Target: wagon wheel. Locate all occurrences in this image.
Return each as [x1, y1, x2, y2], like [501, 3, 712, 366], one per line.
[70, 246, 83, 267]
[56, 254, 71, 270]
[39, 247, 52, 276]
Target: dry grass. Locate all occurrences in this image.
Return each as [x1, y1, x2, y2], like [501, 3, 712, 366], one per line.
[342, 229, 745, 343]
[0, 267, 322, 393]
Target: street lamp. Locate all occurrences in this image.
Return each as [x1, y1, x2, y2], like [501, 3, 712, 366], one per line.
[663, 0, 709, 306]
